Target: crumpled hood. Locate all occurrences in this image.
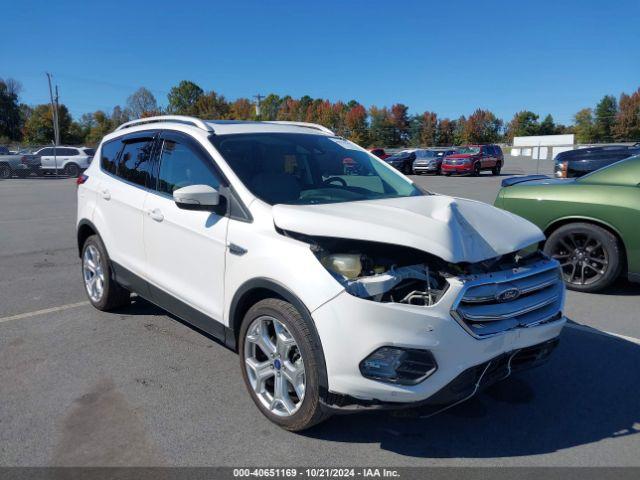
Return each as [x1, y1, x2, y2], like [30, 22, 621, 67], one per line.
[272, 195, 544, 264]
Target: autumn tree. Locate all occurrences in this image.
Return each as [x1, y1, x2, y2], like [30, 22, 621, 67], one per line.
[194, 91, 229, 119]
[463, 109, 502, 143]
[126, 87, 158, 118]
[574, 108, 596, 143]
[420, 111, 438, 146]
[594, 95, 618, 142]
[436, 118, 456, 146]
[506, 111, 539, 140]
[23, 104, 73, 145]
[344, 104, 368, 145]
[229, 98, 254, 120]
[167, 80, 204, 115]
[259, 94, 282, 120]
[369, 106, 396, 147]
[390, 103, 410, 146]
[613, 88, 640, 141]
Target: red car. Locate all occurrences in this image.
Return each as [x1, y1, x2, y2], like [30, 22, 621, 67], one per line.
[441, 144, 503, 176]
[369, 148, 390, 160]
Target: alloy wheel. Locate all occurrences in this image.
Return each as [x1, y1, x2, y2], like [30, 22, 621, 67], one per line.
[243, 315, 306, 417]
[83, 244, 105, 302]
[551, 232, 608, 286]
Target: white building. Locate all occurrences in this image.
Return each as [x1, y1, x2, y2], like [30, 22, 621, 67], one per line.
[511, 134, 574, 160]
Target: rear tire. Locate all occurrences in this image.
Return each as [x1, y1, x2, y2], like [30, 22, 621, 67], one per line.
[81, 234, 130, 310]
[544, 223, 621, 292]
[64, 163, 80, 177]
[0, 164, 11, 179]
[239, 298, 331, 431]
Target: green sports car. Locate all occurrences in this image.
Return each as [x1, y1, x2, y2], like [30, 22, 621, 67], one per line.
[495, 155, 640, 292]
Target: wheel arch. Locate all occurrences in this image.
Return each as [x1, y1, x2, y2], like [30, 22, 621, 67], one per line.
[228, 278, 329, 394]
[543, 216, 629, 273]
[77, 219, 99, 257]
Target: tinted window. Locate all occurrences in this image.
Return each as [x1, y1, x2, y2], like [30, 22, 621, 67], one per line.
[211, 133, 422, 205]
[157, 137, 220, 195]
[39, 147, 54, 156]
[100, 140, 122, 175]
[117, 138, 156, 188]
[57, 148, 78, 156]
[83, 148, 96, 156]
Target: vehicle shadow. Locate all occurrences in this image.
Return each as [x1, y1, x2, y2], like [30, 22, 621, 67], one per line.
[303, 325, 640, 458]
[590, 277, 639, 296]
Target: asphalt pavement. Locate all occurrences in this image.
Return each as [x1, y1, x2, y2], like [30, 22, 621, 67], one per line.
[1, 156, 639, 467]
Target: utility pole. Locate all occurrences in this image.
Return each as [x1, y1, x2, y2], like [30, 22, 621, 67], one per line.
[46, 73, 60, 145]
[253, 94, 264, 118]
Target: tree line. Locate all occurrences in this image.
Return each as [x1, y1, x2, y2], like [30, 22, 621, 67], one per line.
[1, 77, 639, 147]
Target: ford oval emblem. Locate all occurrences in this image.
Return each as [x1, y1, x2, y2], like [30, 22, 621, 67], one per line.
[496, 287, 521, 303]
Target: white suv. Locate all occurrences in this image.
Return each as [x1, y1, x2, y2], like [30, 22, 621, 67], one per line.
[77, 116, 566, 431]
[35, 146, 95, 176]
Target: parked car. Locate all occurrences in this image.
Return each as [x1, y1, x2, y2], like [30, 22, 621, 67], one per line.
[412, 148, 457, 175]
[495, 155, 640, 292]
[384, 150, 415, 174]
[0, 149, 41, 179]
[33, 146, 94, 177]
[369, 148, 389, 160]
[441, 145, 503, 176]
[554, 143, 640, 178]
[77, 115, 565, 431]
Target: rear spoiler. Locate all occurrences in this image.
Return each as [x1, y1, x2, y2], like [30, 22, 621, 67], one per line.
[501, 175, 550, 187]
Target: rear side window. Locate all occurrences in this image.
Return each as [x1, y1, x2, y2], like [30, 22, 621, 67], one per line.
[157, 137, 221, 195]
[60, 148, 78, 156]
[100, 140, 122, 175]
[117, 138, 156, 188]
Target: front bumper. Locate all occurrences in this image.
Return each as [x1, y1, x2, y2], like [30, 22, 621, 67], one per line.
[441, 163, 473, 174]
[413, 163, 439, 173]
[312, 277, 565, 406]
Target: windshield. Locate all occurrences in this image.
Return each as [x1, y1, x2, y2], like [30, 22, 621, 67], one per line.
[210, 133, 423, 205]
[416, 150, 438, 158]
[457, 146, 480, 154]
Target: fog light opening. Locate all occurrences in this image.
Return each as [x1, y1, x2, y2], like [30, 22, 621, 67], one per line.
[359, 347, 437, 385]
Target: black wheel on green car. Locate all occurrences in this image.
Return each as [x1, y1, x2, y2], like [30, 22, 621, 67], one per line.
[544, 222, 622, 292]
[239, 298, 331, 431]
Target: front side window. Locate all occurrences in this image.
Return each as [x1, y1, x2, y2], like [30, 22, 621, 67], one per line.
[117, 138, 155, 188]
[157, 138, 220, 196]
[211, 133, 422, 205]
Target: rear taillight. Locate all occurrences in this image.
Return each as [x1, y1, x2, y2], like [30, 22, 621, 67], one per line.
[20, 156, 28, 165]
[76, 174, 88, 185]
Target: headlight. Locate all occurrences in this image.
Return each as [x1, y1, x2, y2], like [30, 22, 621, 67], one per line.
[320, 254, 362, 280]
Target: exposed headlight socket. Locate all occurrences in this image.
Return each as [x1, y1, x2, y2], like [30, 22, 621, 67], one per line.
[359, 347, 437, 385]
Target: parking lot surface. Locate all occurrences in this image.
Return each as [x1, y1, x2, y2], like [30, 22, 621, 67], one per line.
[1, 156, 639, 466]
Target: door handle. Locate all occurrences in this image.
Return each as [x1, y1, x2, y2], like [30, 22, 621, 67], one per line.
[101, 189, 111, 200]
[147, 208, 164, 222]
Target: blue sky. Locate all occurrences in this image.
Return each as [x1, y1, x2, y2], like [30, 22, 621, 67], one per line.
[3, 0, 639, 124]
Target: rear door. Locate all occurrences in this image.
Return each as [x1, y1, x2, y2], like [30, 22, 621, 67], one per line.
[95, 132, 158, 281]
[142, 130, 229, 328]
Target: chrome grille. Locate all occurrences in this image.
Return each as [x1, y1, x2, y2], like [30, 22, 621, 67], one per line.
[452, 261, 564, 338]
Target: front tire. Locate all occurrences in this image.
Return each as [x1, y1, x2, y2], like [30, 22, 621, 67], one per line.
[81, 235, 130, 310]
[239, 298, 330, 431]
[544, 223, 622, 292]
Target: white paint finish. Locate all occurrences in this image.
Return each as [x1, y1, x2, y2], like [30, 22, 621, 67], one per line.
[513, 134, 574, 147]
[143, 193, 229, 321]
[272, 195, 544, 264]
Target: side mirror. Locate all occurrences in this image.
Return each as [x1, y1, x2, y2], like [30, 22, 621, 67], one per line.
[173, 184, 220, 211]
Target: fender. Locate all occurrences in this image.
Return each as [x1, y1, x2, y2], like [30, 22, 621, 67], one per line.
[228, 277, 329, 396]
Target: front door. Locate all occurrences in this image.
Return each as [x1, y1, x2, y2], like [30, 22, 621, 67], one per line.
[143, 131, 229, 328]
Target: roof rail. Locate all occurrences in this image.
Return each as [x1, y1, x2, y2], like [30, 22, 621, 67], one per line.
[115, 115, 214, 132]
[264, 121, 334, 135]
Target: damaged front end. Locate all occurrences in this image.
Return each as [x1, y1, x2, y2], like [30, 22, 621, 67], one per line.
[281, 232, 453, 306]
